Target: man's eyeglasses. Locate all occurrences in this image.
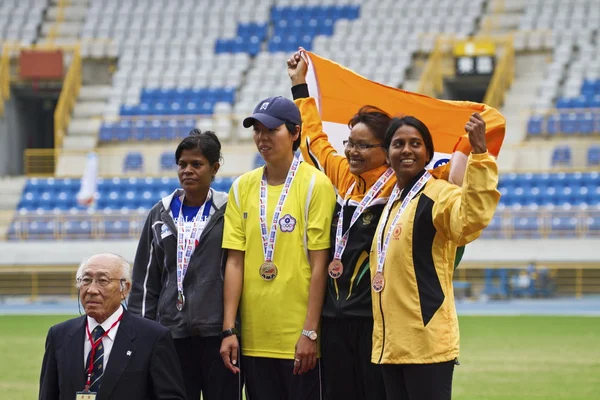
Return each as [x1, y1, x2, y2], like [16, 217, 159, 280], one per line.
[343, 140, 384, 151]
[77, 276, 125, 288]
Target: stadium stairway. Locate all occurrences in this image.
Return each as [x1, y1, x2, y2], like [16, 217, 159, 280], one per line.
[0, 177, 25, 239]
[40, 0, 89, 46]
[64, 85, 110, 150]
[64, 85, 111, 150]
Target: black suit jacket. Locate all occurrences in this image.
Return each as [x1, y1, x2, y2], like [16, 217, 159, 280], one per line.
[39, 309, 186, 400]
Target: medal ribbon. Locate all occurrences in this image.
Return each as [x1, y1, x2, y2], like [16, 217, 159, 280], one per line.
[375, 172, 431, 275]
[259, 157, 301, 262]
[176, 191, 213, 299]
[333, 168, 394, 260]
[85, 313, 123, 389]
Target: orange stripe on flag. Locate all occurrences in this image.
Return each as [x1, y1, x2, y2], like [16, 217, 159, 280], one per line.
[306, 52, 505, 158]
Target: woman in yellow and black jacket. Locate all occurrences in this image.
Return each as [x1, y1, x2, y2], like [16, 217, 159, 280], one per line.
[288, 54, 395, 400]
[371, 114, 500, 399]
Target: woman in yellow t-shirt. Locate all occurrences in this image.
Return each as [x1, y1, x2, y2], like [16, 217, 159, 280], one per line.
[219, 96, 336, 400]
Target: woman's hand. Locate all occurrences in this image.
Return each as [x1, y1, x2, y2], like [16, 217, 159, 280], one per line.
[465, 112, 487, 154]
[287, 47, 308, 86]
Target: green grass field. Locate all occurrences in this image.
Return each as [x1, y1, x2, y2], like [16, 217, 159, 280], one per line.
[1, 315, 599, 399]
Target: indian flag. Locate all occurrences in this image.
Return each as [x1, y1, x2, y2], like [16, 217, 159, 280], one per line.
[302, 51, 505, 185]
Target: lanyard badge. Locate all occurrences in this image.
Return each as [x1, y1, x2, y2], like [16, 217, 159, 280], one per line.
[328, 168, 394, 279]
[258, 157, 300, 281]
[176, 191, 213, 311]
[373, 172, 431, 292]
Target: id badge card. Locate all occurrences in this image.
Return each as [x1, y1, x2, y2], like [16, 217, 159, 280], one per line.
[76, 391, 97, 399]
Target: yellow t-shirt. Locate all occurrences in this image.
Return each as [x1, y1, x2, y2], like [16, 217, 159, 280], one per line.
[223, 162, 336, 359]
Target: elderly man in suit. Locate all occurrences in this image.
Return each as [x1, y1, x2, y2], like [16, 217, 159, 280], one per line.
[39, 253, 186, 400]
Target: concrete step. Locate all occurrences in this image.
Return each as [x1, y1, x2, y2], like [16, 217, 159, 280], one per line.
[67, 118, 102, 136]
[46, 5, 89, 21]
[0, 177, 25, 208]
[79, 85, 112, 101]
[55, 153, 86, 177]
[62, 135, 97, 149]
[402, 79, 420, 93]
[73, 101, 106, 118]
[51, 0, 89, 5]
[41, 21, 82, 37]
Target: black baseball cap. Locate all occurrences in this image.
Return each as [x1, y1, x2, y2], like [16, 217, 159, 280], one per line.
[242, 96, 301, 129]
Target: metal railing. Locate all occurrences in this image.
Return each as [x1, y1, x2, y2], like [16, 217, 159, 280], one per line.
[483, 37, 514, 109]
[23, 148, 59, 176]
[417, 35, 515, 103]
[0, 43, 11, 116]
[417, 36, 445, 97]
[54, 45, 82, 150]
[3, 208, 599, 241]
[45, 0, 68, 43]
[1, 263, 598, 300]
[455, 262, 600, 299]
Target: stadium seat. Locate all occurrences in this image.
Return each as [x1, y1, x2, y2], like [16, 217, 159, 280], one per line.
[123, 152, 144, 172]
[550, 146, 572, 167]
[587, 145, 600, 166]
[160, 152, 176, 171]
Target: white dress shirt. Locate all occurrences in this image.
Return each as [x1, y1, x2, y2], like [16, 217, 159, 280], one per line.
[83, 305, 124, 369]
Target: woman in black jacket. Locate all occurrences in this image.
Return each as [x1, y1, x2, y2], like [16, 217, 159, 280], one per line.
[129, 129, 241, 400]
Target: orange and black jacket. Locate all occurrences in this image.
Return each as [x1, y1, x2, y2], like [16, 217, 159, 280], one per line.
[293, 84, 396, 319]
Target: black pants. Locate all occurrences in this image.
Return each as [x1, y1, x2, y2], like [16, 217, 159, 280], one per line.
[321, 318, 385, 400]
[380, 360, 454, 400]
[244, 356, 323, 400]
[173, 336, 242, 400]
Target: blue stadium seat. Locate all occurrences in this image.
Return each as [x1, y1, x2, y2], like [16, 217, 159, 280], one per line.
[549, 216, 578, 238]
[546, 114, 560, 135]
[551, 146, 572, 167]
[559, 113, 578, 134]
[585, 216, 600, 235]
[513, 216, 542, 238]
[527, 115, 543, 136]
[161, 152, 176, 171]
[579, 112, 594, 135]
[123, 152, 144, 172]
[588, 145, 600, 166]
[555, 97, 572, 109]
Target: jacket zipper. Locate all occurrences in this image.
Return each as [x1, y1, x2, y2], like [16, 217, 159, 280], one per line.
[377, 292, 386, 363]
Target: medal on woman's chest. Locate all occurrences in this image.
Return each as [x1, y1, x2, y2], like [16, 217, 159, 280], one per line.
[258, 158, 300, 282]
[328, 259, 344, 279]
[259, 261, 278, 281]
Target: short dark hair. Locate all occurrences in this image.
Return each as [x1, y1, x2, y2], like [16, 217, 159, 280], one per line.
[384, 116, 435, 164]
[284, 121, 302, 152]
[348, 105, 392, 143]
[175, 129, 223, 165]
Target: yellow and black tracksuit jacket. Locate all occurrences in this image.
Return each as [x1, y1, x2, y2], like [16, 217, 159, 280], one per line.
[370, 152, 500, 364]
[293, 86, 396, 319]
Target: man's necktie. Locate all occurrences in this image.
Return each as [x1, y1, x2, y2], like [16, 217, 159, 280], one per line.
[85, 325, 105, 392]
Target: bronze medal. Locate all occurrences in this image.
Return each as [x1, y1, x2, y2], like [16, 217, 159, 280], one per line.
[328, 259, 344, 279]
[259, 262, 278, 281]
[372, 272, 385, 293]
[176, 292, 185, 311]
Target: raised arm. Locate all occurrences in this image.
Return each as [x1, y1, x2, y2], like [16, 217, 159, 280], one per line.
[433, 113, 501, 245]
[288, 50, 355, 192]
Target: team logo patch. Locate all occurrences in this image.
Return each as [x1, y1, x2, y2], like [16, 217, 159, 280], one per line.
[160, 224, 172, 239]
[279, 214, 297, 232]
[362, 211, 373, 225]
[392, 224, 402, 239]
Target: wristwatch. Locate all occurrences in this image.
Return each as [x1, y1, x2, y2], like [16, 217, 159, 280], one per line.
[220, 328, 239, 339]
[301, 329, 318, 341]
